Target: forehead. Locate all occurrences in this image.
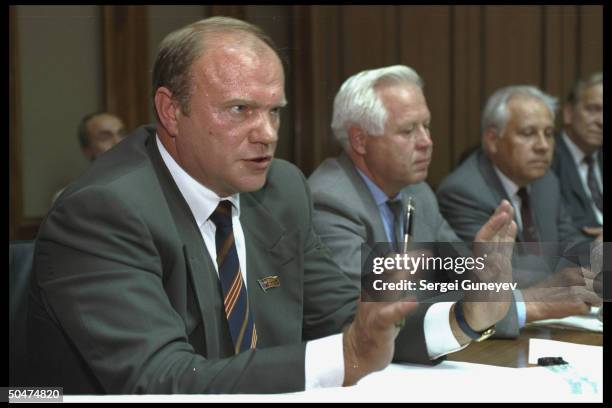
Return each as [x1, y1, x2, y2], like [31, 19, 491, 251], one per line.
[579, 83, 603, 103]
[377, 82, 429, 121]
[506, 95, 553, 123]
[88, 114, 123, 131]
[192, 32, 285, 99]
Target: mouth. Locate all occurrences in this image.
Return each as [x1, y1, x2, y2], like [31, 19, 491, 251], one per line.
[243, 155, 273, 170]
[528, 160, 550, 167]
[413, 157, 431, 167]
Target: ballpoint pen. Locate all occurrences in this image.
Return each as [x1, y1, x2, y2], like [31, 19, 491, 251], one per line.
[402, 197, 415, 253]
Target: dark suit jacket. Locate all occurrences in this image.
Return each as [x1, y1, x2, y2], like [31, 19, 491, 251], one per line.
[28, 126, 365, 394]
[551, 133, 603, 231]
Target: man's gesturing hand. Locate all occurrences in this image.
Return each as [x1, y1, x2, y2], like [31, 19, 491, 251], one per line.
[342, 299, 418, 386]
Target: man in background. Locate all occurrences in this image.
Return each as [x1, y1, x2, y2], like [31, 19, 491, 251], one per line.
[308, 65, 518, 348]
[552, 73, 603, 236]
[437, 85, 599, 328]
[77, 112, 127, 162]
[52, 112, 127, 203]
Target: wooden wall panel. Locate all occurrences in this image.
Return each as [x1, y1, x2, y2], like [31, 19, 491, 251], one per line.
[452, 6, 483, 165]
[578, 5, 603, 78]
[292, 6, 343, 175]
[399, 6, 452, 187]
[483, 6, 544, 96]
[102, 6, 150, 132]
[341, 6, 388, 76]
[10, 6, 42, 240]
[543, 5, 578, 103]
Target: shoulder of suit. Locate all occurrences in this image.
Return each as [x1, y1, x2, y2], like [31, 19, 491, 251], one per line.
[403, 181, 436, 199]
[437, 150, 480, 192]
[533, 169, 561, 190]
[61, 125, 156, 193]
[307, 157, 345, 191]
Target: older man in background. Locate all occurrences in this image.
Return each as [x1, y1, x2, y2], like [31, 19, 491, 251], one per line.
[437, 85, 599, 330]
[552, 73, 603, 235]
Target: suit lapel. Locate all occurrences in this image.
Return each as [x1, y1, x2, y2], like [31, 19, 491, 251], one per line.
[240, 190, 301, 346]
[558, 136, 592, 209]
[337, 153, 388, 242]
[145, 132, 226, 356]
[476, 151, 527, 241]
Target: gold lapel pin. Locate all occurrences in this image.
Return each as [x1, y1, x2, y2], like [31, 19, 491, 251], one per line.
[258, 275, 280, 292]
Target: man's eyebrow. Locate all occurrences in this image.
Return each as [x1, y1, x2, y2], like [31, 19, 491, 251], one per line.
[225, 98, 288, 107]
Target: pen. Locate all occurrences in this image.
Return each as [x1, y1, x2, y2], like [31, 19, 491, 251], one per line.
[402, 197, 415, 253]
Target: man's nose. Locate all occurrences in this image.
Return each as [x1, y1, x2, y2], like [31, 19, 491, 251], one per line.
[251, 112, 278, 145]
[594, 112, 603, 128]
[415, 126, 433, 149]
[533, 132, 552, 152]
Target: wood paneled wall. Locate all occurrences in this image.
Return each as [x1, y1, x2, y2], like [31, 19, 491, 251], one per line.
[289, 5, 602, 187]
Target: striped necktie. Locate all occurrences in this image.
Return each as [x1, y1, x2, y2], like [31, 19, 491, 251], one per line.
[209, 201, 257, 354]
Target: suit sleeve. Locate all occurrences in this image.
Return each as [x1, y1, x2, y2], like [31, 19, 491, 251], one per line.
[35, 186, 308, 394]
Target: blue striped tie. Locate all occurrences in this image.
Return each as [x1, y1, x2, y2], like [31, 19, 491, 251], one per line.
[209, 201, 257, 354]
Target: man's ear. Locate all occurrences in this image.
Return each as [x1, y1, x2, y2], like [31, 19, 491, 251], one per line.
[154, 87, 181, 137]
[482, 128, 499, 155]
[562, 102, 573, 127]
[347, 125, 368, 155]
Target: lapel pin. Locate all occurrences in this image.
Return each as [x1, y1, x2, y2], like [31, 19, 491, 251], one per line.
[258, 275, 280, 292]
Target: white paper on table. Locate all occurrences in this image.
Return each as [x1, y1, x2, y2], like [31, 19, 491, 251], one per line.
[527, 307, 603, 332]
[62, 360, 602, 403]
[351, 360, 601, 402]
[527, 338, 602, 399]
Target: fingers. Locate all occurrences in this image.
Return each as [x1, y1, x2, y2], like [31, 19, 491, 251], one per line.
[578, 267, 598, 283]
[582, 226, 603, 238]
[475, 200, 515, 243]
[502, 220, 518, 243]
[570, 286, 603, 306]
[475, 211, 507, 242]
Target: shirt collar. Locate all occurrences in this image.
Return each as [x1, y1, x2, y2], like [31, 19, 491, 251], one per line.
[493, 165, 523, 199]
[156, 135, 240, 227]
[355, 167, 401, 205]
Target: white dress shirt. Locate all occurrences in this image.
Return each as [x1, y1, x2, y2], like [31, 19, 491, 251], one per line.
[561, 132, 603, 225]
[156, 136, 342, 389]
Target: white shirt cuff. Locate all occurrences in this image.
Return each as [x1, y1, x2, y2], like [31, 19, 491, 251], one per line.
[424, 301, 467, 360]
[304, 333, 344, 389]
[513, 289, 527, 327]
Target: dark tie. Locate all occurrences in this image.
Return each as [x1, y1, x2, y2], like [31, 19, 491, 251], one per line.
[386, 199, 405, 252]
[209, 201, 257, 354]
[517, 188, 540, 246]
[584, 154, 603, 213]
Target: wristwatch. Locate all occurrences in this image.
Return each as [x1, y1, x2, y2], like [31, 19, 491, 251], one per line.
[453, 300, 496, 342]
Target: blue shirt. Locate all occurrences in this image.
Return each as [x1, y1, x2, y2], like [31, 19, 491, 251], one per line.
[355, 168, 403, 246]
